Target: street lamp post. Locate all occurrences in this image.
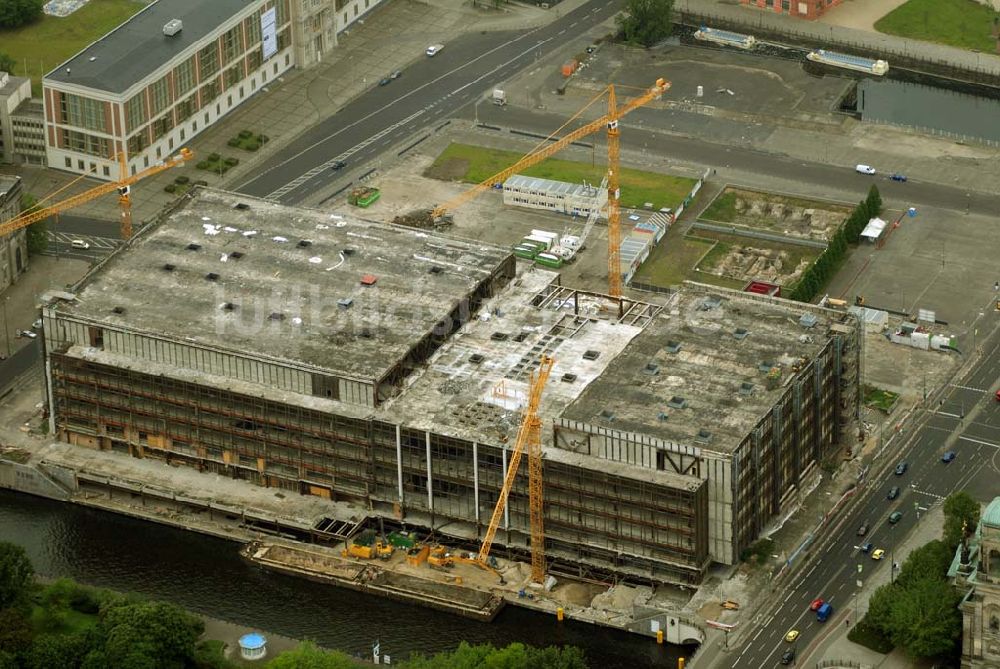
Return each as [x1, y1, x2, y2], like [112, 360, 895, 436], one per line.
[474, 97, 480, 127]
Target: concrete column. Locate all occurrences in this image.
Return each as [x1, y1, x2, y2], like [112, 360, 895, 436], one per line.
[425, 431, 433, 512]
[472, 441, 480, 523]
[395, 424, 403, 503]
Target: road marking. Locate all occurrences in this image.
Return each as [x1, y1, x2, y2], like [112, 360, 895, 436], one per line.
[238, 27, 555, 192]
[959, 435, 1000, 449]
[950, 383, 989, 392]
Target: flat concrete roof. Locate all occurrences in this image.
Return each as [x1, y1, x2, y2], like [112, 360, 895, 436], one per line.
[60, 188, 513, 383]
[562, 287, 838, 453]
[46, 0, 255, 94]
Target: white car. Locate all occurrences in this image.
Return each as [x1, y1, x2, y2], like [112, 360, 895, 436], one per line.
[426, 44, 444, 57]
[70, 239, 91, 250]
[17, 330, 37, 339]
[855, 164, 876, 175]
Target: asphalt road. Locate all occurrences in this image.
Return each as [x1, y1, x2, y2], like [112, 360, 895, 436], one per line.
[731, 312, 1000, 668]
[471, 105, 1000, 217]
[234, 0, 623, 203]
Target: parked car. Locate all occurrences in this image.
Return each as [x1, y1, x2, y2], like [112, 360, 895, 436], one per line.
[31, 318, 42, 330]
[889, 172, 907, 182]
[784, 629, 800, 643]
[889, 511, 903, 524]
[996, 389, 1000, 402]
[855, 164, 877, 175]
[378, 76, 392, 86]
[16, 330, 37, 339]
[330, 160, 347, 171]
[887, 486, 900, 500]
[857, 521, 870, 536]
[942, 451, 956, 463]
[894, 462, 908, 476]
[70, 239, 90, 250]
[872, 548, 886, 560]
[389, 70, 402, 80]
[809, 598, 825, 612]
[860, 542, 873, 554]
[781, 649, 795, 665]
[425, 43, 444, 57]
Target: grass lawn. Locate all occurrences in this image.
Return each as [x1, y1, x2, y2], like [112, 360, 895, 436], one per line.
[0, 0, 147, 95]
[428, 143, 697, 211]
[874, 0, 1000, 52]
[700, 191, 738, 223]
[863, 384, 901, 414]
[631, 228, 714, 289]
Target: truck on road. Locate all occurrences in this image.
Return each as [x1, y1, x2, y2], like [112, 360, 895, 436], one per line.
[816, 602, 833, 622]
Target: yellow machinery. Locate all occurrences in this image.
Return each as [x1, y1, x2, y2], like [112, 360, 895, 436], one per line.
[0, 147, 194, 241]
[427, 545, 454, 570]
[431, 79, 669, 297]
[477, 355, 555, 584]
[405, 544, 430, 566]
[341, 532, 394, 560]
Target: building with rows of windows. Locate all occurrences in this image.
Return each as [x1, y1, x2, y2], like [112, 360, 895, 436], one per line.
[41, 0, 385, 181]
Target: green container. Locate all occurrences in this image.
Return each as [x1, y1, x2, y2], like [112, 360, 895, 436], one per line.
[514, 244, 538, 260]
[535, 252, 563, 269]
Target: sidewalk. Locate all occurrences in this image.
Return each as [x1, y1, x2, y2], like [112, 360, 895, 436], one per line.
[0, 255, 89, 358]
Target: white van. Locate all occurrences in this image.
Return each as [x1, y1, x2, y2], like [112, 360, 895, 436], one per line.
[71, 239, 90, 250]
[426, 44, 444, 57]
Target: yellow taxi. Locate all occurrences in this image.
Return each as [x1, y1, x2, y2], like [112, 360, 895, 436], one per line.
[784, 629, 800, 643]
[872, 549, 886, 561]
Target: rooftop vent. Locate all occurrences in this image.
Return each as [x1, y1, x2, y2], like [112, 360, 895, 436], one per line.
[642, 362, 660, 376]
[359, 328, 373, 339]
[162, 263, 175, 271]
[491, 332, 510, 342]
[561, 373, 577, 383]
[599, 409, 615, 421]
[360, 274, 377, 286]
[221, 302, 236, 311]
[111, 306, 125, 315]
[698, 296, 722, 311]
[667, 396, 688, 409]
[429, 266, 444, 274]
[734, 327, 749, 340]
[337, 298, 353, 310]
[758, 361, 776, 373]
[342, 248, 356, 256]
[469, 353, 485, 364]
[233, 202, 250, 210]
[739, 382, 755, 396]
[186, 243, 201, 251]
[268, 312, 285, 321]
[799, 313, 818, 328]
[695, 429, 713, 444]
[205, 272, 220, 281]
[297, 240, 312, 248]
[665, 341, 681, 354]
[657, 412, 669, 421]
[582, 349, 600, 361]
[513, 332, 529, 342]
[229, 251, 244, 260]
[163, 19, 183, 36]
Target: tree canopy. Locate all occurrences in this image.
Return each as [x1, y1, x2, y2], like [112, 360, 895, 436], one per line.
[886, 577, 962, 658]
[98, 600, 203, 669]
[0, 0, 45, 30]
[0, 52, 16, 76]
[943, 491, 980, 551]
[266, 642, 360, 669]
[617, 0, 674, 48]
[0, 542, 34, 610]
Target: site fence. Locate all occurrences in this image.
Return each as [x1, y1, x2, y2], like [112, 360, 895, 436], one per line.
[863, 116, 1000, 148]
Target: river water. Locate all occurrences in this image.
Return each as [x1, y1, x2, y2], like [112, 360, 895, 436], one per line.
[856, 78, 1000, 143]
[0, 489, 689, 667]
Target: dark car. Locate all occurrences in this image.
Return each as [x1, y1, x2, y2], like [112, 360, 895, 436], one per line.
[860, 542, 873, 554]
[887, 486, 900, 500]
[331, 160, 347, 171]
[781, 649, 795, 665]
[889, 173, 908, 182]
[378, 76, 392, 86]
[889, 511, 903, 524]
[942, 451, 956, 463]
[894, 462, 908, 476]
[857, 521, 870, 537]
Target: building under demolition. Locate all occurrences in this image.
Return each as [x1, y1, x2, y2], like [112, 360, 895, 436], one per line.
[42, 189, 860, 586]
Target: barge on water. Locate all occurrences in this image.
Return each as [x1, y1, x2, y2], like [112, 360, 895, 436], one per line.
[241, 541, 505, 622]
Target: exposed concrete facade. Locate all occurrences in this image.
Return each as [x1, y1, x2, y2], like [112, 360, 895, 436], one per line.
[0, 176, 28, 293]
[43, 188, 860, 586]
[0, 72, 38, 165]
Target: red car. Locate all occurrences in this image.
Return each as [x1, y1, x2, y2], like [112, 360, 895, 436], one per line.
[995, 389, 1000, 402]
[810, 598, 824, 612]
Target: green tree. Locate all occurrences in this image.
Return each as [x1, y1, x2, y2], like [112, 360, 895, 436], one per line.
[617, 0, 674, 47]
[98, 601, 203, 669]
[21, 194, 49, 256]
[895, 540, 953, 589]
[400, 642, 586, 669]
[25, 633, 90, 669]
[943, 491, 980, 550]
[0, 651, 17, 669]
[0, 606, 33, 655]
[885, 576, 962, 658]
[0, 0, 44, 29]
[866, 184, 882, 217]
[865, 582, 898, 636]
[0, 52, 16, 76]
[0, 542, 34, 610]
[266, 642, 362, 669]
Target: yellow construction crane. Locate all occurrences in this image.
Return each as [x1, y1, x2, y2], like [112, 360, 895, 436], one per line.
[432, 78, 669, 297]
[0, 148, 194, 241]
[477, 355, 554, 584]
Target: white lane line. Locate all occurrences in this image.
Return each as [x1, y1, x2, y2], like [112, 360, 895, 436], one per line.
[950, 383, 989, 392]
[238, 28, 551, 191]
[959, 435, 1000, 449]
